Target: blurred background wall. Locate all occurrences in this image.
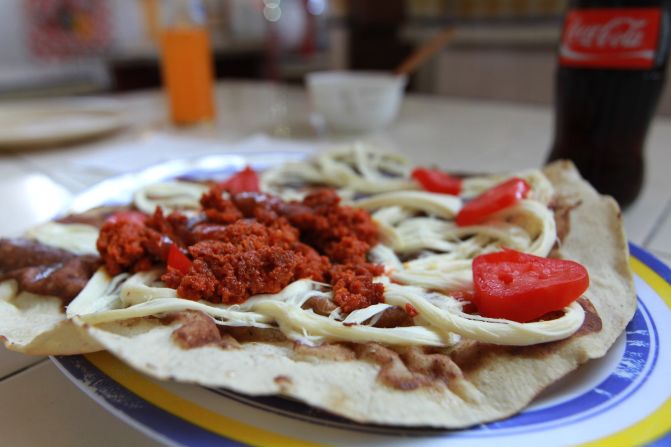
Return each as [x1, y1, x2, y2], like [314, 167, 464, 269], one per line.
[1, 0, 671, 114]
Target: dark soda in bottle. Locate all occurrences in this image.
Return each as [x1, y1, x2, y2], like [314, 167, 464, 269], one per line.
[547, 0, 671, 208]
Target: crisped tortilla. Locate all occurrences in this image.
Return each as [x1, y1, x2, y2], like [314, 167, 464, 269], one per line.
[0, 223, 103, 355]
[72, 161, 636, 427]
[0, 280, 101, 355]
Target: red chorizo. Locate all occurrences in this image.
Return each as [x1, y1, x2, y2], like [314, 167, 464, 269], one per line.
[98, 185, 384, 312]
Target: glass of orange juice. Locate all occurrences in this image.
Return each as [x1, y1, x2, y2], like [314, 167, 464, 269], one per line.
[160, 0, 216, 125]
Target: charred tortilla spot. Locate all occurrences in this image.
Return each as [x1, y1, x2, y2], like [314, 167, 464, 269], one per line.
[219, 334, 241, 349]
[450, 339, 567, 374]
[398, 346, 484, 402]
[448, 339, 495, 374]
[354, 343, 433, 391]
[550, 198, 582, 244]
[400, 347, 461, 383]
[302, 296, 337, 316]
[245, 338, 471, 393]
[165, 319, 287, 350]
[158, 313, 180, 325]
[575, 297, 602, 335]
[274, 375, 293, 393]
[169, 311, 222, 349]
[193, 333, 476, 395]
[292, 342, 356, 362]
[368, 306, 414, 328]
[220, 326, 288, 343]
[352, 345, 479, 401]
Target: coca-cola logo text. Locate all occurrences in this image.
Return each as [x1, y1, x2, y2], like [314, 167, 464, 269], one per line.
[566, 17, 647, 49]
[560, 8, 661, 69]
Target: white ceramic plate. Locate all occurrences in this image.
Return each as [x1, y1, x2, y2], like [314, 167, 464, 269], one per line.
[0, 99, 125, 149]
[50, 153, 671, 447]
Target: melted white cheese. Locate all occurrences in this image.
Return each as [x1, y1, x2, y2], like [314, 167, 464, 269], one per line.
[134, 181, 208, 214]
[63, 143, 585, 348]
[68, 269, 583, 347]
[25, 222, 99, 255]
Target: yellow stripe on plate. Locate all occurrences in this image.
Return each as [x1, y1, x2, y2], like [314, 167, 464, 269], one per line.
[631, 257, 671, 308]
[581, 256, 671, 447]
[85, 351, 323, 447]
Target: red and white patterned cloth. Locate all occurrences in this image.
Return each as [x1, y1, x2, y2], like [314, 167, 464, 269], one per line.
[26, 0, 111, 60]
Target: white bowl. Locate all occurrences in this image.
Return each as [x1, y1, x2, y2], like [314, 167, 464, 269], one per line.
[306, 71, 406, 133]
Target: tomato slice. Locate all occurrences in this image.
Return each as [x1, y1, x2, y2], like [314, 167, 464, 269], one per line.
[456, 177, 530, 226]
[411, 167, 462, 195]
[405, 303, 419, 317]
[472, 249, 589, 322]
[219, 166, 260, 194]
[167, 244, 192, 275]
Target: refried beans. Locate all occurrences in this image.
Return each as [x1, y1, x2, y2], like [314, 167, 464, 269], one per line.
[97, 186, 384, 312]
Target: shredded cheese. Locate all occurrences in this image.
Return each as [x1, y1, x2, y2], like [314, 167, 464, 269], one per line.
[134, 181, 208, 214]
[62, 143, 586, 348]
[261, 143, 417, 199]
[25, 222, 99, 255]
[68, 268, 583, 347]
[383, 283, 584, 346]
[355, 191, 461, 220]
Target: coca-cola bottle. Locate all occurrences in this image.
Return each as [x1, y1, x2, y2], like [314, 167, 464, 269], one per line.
[547, 0, 671, 208]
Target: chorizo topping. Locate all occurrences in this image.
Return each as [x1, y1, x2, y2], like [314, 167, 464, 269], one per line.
[96, 218, 159, 275]
[330, 264, 385, 313]
[72, 152, 591, 351]
[97, 187, 383, 311]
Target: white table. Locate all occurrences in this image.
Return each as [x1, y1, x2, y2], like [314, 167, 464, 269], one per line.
[2, 81, 671, 446]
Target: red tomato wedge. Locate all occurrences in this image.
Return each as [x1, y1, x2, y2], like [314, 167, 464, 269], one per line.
[219, 166, 260, 194]
[472, 249, 589, 323]
[411, 167, 462, 195]
[167, 244, 192, 275]
[405, 303, 419, 317]
[456, 177, 530, 226]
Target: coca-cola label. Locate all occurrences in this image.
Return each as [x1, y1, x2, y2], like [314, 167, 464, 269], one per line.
[559, 8, 662, 69]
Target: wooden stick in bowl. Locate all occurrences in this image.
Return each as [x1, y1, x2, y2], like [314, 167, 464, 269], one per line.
[394, 27, 456, 76]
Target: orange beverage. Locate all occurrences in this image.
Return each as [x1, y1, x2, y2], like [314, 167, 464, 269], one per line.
[160, 26, 215, 125]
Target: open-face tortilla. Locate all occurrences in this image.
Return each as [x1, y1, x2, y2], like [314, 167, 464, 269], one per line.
[0, 281, 101, 355]
[0, 223, 103, 354]
[71, 161, 636, 428]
